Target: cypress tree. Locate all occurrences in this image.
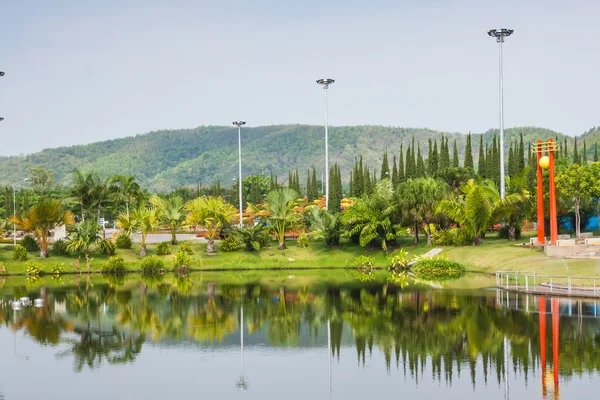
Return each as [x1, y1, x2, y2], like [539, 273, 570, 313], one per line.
[452, 139, 459, 168]
[595, 143, 598, 162]
[518, 133, 525, 171]
[527, 142, 537, 193]
[405, 144, 413, 179]
[464, 134, 474, 169]
[357, 156, 365, 197]
[478, 135, 486, 177]
[348, 171, 353, 198]
[398, 144, 405, 182]
[427, 139, 434, 175]
[288, 171, 293, 188]
[391, 155, 399, 187]
[564, 138, 568, 159]
[306, 170, 312, 201]
[583, 139, 588, 164]
[250, 176, 261, 204]
[508, 143, 514, 177]
[416, 143, 425, 178]
[485, 144, 492, 179]
[381, 150, 390, 180]
[312, 168, 318, 198]
[573, 137, 580, 165]
[364, 166, 371, 195]
[270, 171, 275, 191]
[492, 134, 500, 184]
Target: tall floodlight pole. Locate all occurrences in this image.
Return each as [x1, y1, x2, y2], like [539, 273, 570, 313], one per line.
[488, 29, 513, 199]
[232, 121, 246, 227]
[13, 187, 16, 245]
[0, 71, 4, 122]
[316, 79, 334, 210]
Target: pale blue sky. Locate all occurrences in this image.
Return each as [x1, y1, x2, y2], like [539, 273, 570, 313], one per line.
[0, 0, 598, 155]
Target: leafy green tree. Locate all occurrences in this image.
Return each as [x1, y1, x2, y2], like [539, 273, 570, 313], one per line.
[436, 179, 524, 245]
[29, 167, 55, 191]
[150, 195, 185, 245]
[186, 196, 236, 254]
[503, 168, 532, 240]
[397, 178, 447, 245]
[556, 164, 596, 239]
[10, 199, 75, 257]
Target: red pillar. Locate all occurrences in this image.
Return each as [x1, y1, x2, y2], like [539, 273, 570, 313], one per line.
[549, 139, 558, 245]
[551, 298, 560, 398]
[536, 140, 545, 245]
[539, 297, 547, 399]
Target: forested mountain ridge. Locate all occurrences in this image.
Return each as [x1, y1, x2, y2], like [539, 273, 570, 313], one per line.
[0, 124, 596, 191]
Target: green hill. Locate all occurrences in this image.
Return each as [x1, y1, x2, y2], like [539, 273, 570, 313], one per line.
[0, 124, 596, 191]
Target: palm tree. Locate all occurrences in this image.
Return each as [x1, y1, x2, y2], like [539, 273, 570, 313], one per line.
[397, 178, 448, 245]
[110, 175, 142, 217]
[150, 194, 185, 245]
[249, 188, 301, 250]
[117, 204, 161, 256]
[186, 196, 236, 254]
[10, 199, 75, 257]
[342, 180, 397, 251]
[67, 220, 102, 256]
[503, 168, 532, 241]
[437, 179, 523, 246]
[69, 169, 94, 222]
[305, 206, 343, 248]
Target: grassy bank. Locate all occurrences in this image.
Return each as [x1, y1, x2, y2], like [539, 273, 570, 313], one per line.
[0, 231, 599, 277]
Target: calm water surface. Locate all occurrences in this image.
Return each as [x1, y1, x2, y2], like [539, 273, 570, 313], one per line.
[0, 274, 599, 399]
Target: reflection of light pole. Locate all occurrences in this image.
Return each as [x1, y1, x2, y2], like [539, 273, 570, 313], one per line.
[488, 28, 513, 199]
[316, 79, 334, 210]
[327, 319, 332, 400]
[232, 121, 246, 228]
[236, 305, 248, 391]
[504, 336, 509, 400]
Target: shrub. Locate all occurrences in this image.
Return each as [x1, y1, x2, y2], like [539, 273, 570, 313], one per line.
[115, 234, 133, 249]
[26, 261, 43, 276]
[352, 255, 375, 269]
[12, 245, 28, 261]
[51, 263, 65, 276]
[431, 228, 471, 246]
[178, 242, 193, 255]
[156, 241, 171, 255]
[411, 257, 466, 281]
[102, 256, 127, 274]
[51, 239, 70, 256]
[141, 255, 165, 275]
[22, 235, 40, 252]
[498, 225, 522, 240]
[98, 239, 116, 256]
[236, 224, 269, 251]
[297, 232, 309, 248]
[173, 250, 192, 274]
[387, 249, 413, 273]
[220, 236, 239, 252]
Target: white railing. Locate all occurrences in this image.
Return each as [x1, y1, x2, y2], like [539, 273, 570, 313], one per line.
[496, 271, 599, 296]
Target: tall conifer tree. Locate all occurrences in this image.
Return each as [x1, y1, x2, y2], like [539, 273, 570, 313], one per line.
[477, 135, 486, 176]
[398, 145, 405, 182]
[391, 155, 399, 187]
[595, 143, 599, 162]
[380, 150, 390, 180]
[464, 134, 474, 169]
[583, 139, 588, 164]
[452, 139, 459, 168]
[416, 143, 425, 178]
[573, 137, 580, 165]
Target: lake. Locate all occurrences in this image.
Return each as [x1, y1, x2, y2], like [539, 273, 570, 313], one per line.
[0, 273, 598, 399]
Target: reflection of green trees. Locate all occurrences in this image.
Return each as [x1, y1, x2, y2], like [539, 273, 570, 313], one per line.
[2, 281, 600, 382]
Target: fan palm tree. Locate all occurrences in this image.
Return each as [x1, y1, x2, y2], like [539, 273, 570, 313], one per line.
[117, 204, 161, 256]
[436, 179, 524, 245]
[342, 180, 397, 251]
[10, 199, 75, 257]
[185, 196, 236, 253]
[150, 194, 185, 245]
[67, 220, 102, 256]
[249, 188, 301, 250]
[69, 169, 95, 222]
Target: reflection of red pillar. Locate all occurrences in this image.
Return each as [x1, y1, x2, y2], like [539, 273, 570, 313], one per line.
[549, 139, 558, 245]
[552, 298, 560, 397]
[539, 297, 547, 399]
[536, 140, 545, 245]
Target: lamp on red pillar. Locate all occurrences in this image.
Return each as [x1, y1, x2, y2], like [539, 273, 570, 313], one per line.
[534, 139, 559, 246]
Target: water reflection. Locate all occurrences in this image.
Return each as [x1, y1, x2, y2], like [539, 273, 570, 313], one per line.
[0, 277, 599, 399]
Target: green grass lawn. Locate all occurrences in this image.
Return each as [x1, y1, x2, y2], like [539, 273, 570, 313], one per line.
[1, 231, 599, 277]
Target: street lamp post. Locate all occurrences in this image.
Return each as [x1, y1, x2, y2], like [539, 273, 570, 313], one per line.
[232, 121, 246, 228]
[13, 178, 30, 245]
[316, 79, 334, 210]
[488, 28, 513, 199]
[1, 71, 4, 122]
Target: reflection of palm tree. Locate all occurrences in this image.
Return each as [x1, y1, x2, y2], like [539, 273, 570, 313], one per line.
[267, 287, 301, 346]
